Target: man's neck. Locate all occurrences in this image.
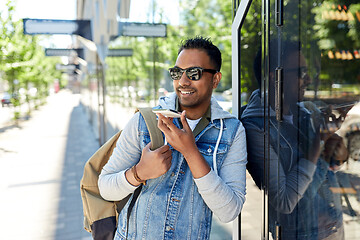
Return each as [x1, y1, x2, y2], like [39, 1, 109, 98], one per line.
[176, 99, 211, 120]
[182, 107, 209, 120]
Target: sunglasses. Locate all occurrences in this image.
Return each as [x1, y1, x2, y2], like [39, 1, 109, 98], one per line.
[287, 66, 308, 79]
[168, 66, 218, 81]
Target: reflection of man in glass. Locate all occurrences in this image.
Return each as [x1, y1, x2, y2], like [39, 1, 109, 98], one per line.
[241, 41, 348, 239]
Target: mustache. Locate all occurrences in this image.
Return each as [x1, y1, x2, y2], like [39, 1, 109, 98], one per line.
[177, 87, 196, 91]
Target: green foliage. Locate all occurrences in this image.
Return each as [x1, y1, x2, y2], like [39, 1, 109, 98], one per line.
[238, 1, 262, 94]
[0, 0, 62, 119]
[104, 0, 235, 104]
[180, 0, 233, 90]
[312, 1, 360, 86]
[348, 4, 360, 46]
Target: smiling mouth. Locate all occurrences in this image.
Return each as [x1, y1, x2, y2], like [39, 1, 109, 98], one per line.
[178, 89, 195, 95]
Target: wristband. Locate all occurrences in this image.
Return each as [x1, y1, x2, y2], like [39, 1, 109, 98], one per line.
[132, 165, 146, 185]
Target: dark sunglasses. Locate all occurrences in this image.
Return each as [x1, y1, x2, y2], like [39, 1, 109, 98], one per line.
[168, 66, 218, 81]
[287, 66, 308, 79]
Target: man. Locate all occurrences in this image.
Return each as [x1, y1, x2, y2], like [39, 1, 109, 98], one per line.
[98, 36, 247, 239]
[241, 41, 348, 239]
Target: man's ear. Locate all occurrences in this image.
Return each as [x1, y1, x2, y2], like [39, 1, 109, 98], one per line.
[212, 72, 222, 89]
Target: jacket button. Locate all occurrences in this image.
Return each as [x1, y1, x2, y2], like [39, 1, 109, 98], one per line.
[166, 226, 174, 231]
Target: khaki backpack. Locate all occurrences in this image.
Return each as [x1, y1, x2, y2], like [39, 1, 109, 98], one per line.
[80, 107, 163, 240]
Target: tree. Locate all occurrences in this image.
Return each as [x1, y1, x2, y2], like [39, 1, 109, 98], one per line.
[180, 0, 233, 91]
[0, 0, 62, 119]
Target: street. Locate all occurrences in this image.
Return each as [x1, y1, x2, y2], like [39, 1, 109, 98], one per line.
[0, 104, 13, 127]
[0, 91, 236, 240]
[0, 91, 97, 240]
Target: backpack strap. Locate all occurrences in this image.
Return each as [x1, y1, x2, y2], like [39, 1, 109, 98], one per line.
[138, 107, 164, 150]
[126, 184, 142, 238]
[125, 107, 163, 238]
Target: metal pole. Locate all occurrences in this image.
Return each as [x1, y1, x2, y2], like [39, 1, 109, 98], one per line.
[152, 0, 157, 106]
[96, 55, 102, 146]
[153, 38, 157, 105]
[96, 54, 107, 146]
[101, 62, 107, 143]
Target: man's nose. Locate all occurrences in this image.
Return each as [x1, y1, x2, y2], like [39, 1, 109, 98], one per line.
[178, 72, 191, 86]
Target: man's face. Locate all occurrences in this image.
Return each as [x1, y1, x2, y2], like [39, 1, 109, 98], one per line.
[173, 49, 220, 111]
[284, 51, 311, 103]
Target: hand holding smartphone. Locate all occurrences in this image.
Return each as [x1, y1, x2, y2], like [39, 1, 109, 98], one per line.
[152, 109, 181, 118]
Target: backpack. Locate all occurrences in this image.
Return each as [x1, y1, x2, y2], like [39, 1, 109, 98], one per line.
[80, 107, 163, 240]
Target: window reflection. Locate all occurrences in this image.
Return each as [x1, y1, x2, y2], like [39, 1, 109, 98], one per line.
[240, 0, 360, 239]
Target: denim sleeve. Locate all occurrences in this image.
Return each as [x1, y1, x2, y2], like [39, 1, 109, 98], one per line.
[302, 158, 329, 198]
[194, 122, 247, 223]
[98, 112, 141, 201]
[245, 121, 317, 214]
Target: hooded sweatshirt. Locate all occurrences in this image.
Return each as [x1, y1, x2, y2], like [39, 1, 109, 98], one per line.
[99, 92, 247, 240]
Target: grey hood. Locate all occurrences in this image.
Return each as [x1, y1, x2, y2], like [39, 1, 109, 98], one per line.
[158, 92, 236, 121]
[241, 89, 276, 119]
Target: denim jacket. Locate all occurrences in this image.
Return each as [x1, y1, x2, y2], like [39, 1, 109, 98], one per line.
[99, 93, 247, 240]
[241, 89, 343, 239]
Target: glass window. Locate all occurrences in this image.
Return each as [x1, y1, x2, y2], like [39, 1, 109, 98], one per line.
[239, 0, 360, 239]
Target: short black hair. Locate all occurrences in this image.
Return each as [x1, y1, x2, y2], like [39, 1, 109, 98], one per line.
[178, 36, 222, 71]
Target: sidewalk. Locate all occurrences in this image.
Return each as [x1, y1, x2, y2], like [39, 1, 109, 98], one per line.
[0, 90, 97, 240]
[0, 90, 235, 240]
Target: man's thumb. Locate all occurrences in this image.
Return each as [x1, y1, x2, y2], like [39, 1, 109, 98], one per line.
[180, 111, 190, 131]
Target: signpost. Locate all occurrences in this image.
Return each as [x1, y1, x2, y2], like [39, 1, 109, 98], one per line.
[56, 64, 77, 71]
[23, 18, 92, 40]
[23, 18, 167, 147]
[45, 48, 84, 59]
[117, 22, 167, 38]
[23, 19, 167, 41]
[107, 48, 133, 57]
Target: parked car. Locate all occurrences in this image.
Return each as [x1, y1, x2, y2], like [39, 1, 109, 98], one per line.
[1, 92, 11, 107]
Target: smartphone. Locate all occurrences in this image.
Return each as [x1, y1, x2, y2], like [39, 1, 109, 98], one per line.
[152, 109, 181, 118]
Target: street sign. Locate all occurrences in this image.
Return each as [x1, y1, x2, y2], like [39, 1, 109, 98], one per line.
[45, 48, 84, 59]
[117, 22, 167, 38]
[107, 49, 133, 57]
[56, 64, 77, 71]
[23, 19, 92, 40]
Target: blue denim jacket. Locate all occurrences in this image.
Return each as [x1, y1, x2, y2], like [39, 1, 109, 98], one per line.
[99, 93, 247, 240]
[241, 90, 343, 240]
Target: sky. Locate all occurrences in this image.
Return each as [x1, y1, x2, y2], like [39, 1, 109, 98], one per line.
[1, 0, 179, 48]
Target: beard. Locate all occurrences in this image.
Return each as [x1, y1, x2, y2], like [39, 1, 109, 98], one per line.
[176, 87, 212, 109]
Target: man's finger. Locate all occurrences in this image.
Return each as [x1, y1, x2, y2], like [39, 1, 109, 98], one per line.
[157, 113, 179, 132]
[158, 144, 170, 153]
[180, 111, 191, 131]
[157, 114, 170, 131]
[142, 142, 152, 154]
